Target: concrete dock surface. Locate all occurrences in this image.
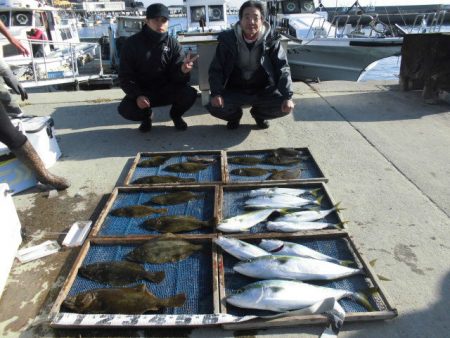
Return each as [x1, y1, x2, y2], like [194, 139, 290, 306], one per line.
[1, 80, 449, 337]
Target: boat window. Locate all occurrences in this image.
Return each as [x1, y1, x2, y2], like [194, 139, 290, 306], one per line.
[190, 6, 206, 23]
[282, 1, 302, 14]
[12, 11, 32, 26]
[0, 13, 10, 26]
[208, 5, 224, 22]
[60, 28, 72, 40]
[123, 20, 143, 30]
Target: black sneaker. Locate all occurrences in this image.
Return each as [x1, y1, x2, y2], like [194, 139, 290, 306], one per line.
[173, 117, 188, 131]
[254, 118, 269, 129]
[227, 119, 240, 130]
[138, 118, 152, 132]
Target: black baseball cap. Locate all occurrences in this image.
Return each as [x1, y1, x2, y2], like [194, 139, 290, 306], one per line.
[146, 3, 169, 19]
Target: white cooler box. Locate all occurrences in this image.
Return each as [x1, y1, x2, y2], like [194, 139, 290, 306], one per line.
[0, 116, 62, 194]
[0, 183, 22, 298]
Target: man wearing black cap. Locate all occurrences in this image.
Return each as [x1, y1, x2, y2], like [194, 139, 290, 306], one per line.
[118, 3, 198, 132]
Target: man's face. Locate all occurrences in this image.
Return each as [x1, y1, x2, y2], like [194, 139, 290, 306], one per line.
[147, 17, 169, 33]
[240, 7, 263, 39]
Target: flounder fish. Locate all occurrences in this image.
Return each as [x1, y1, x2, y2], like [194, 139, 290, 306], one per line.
[62, 284, 186, 314]
[267, 167, 301, 180]
[110, 205, 167, 217]
[164, 162, 209, 173]
[230, 168, 271, 177]
[141, 215, 211, 233]
[186, 156, 216, 164]
[126, 234, 203, 263]
[263, 155, 302, 166]
[137, 156, 170, 167]
[228, 157, 263, 165]
[272, 147, 302, 157]
[150, 191, 200, 205]
[78, 261, 165, 286]
[132, 176, 196, 184]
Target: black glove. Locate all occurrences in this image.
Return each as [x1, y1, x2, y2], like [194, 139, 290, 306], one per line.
[3, 75, 28, 101]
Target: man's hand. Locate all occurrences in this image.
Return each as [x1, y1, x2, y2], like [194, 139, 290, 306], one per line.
[281, 99, 294, 113]
[181, 52, 199, 74]
[10, 37, 29, 57]
[211, 95, 224, 108]
[3, 72, 28, 101]
[136, 96, 150, 109]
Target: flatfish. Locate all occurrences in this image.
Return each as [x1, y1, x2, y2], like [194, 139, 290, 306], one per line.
[110, 205, 167, 217]
[267, 167, 301, 180]
[164, 162, 209, 173]
[142, 215, 211, 233]
[62, 284, 186, 314]
[132, 176, 196, 184]
[126, 234, 203, 263]
[137, 155, 170, 167]
[150, 191, 200, 205]
[78, 261, 165, 286]
[272, 147, 301, 157]
[186, 156, 216, 164]
[227, 156, 263, 165]
[230, 168, 271, 177]
[263, 154, 302, 165]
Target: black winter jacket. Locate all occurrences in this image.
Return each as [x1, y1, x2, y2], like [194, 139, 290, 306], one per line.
[119, 25, 189, 98]
[208, 24, 293, 100]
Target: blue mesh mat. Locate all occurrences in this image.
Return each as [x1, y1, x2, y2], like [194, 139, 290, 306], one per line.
[98, 189, 215, 236]
[66, 242, 213, 314]
[222, 237, 384, 316]
[222, 187, 340, 233]
[130, 154, 222, 184]
[226, 150, 322, 183]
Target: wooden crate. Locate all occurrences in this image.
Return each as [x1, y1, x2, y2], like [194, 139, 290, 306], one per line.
[90, 185, 220, 238]
[123, 150, 225, 186]
[224, 148, 327, 184]
[50, 236, 220, 328]
[217, 231, 397, 330]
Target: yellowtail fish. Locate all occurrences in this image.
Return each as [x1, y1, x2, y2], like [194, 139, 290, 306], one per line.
[217, 209, 280, 233]
[214, 236, 269, 260]
[266, 220, 346, 232]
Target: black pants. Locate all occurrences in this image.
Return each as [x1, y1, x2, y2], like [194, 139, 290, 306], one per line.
[206, 88, 289, 122]
[118, 83, 197, 122]
[0, 109, 27, 149]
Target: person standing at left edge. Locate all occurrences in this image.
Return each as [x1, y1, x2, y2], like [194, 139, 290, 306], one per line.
[118, 3, 198, 132]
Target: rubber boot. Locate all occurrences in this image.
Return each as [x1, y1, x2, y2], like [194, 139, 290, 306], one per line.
[12, 140, 70, 190]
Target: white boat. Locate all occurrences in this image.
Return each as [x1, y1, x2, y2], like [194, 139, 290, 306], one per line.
[0, 0, 103, 88]
[269, 0, 403, 81]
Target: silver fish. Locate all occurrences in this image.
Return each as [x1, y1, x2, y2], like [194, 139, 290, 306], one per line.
[248, 187, 320, 198]
[226, 280, 374, 312]
[259, 239, 352, 265]
[244, 194, 322, 209]
[217, 209, 280, 233]
[214, 236, 269, 260]
[266, 220, 346, 232]
[233, 255, 363, 281]
[274, 203, 342, 222]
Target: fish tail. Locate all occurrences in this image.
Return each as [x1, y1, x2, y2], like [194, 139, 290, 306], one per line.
[309, 188, 321, 197]
[315, 195, 324, 205]
[351, 287, 378, 311]
[335, 221, 349, 229]
[338, 259, 356, 267]
[333, 202, 345, 213]
[163, 293, 186, 308]
[144, 271, 165, 284]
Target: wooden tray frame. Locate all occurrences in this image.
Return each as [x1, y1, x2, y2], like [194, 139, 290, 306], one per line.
[224, 148, 328, 184]
[123, 150, 226, 186]
[50, 236, 220, 327]
[90, 185, 220, 238]
[217, 231, 398, 330]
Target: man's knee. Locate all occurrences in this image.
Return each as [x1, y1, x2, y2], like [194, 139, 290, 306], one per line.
[176, 85, 197, 106]
[118, 97, 144, 121]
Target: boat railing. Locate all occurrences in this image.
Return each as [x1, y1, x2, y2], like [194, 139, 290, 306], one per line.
[331, 14, 395, 38]
[13, 38, 103, 87]
[410, 11, 446, 33]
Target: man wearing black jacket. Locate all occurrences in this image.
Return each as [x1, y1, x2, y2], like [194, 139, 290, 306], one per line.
[118, 3, 198, 132]
[207, 0, 294, 129]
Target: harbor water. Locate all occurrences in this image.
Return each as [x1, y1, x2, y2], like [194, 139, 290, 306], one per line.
[78, 18, 450, 83]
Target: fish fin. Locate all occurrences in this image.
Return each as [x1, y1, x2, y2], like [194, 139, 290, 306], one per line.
[333, 202, 345, 213]
[352, 287, 378, 311]
[163, 293, 186, 308]
[369, 259, 377, 267]
[309, 188, 321, 197]
[145, 271, 165, 284]
[339, 259, 356, 267]
[377, 274, 391, 281]
[335, 221, 349, 229]
[315, 195, 324, 205]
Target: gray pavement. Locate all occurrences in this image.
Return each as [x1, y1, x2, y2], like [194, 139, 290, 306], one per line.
[1, 80, 449, 337]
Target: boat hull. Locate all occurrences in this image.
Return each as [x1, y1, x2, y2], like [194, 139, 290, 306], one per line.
[287, 38, 402, 81]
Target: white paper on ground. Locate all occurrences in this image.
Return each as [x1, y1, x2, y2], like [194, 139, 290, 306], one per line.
[16, 240, 60, 263]
[62, 221, 92, 247]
